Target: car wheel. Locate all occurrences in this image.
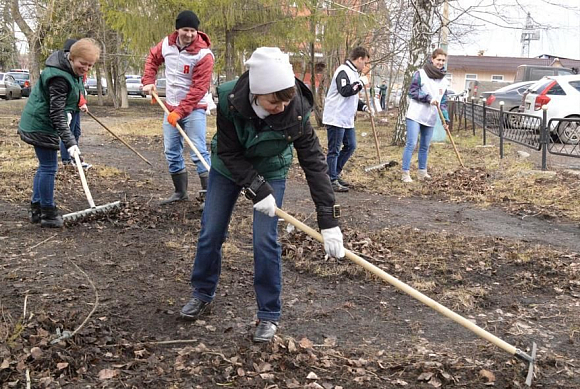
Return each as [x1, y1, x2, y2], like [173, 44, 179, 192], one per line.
[557, 116, 580, 145]
[6, 92, 12, 100]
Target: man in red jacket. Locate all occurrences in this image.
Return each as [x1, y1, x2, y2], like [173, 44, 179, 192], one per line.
[142, 10, 214, 205]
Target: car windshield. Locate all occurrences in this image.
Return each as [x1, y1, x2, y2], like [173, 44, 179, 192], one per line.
[87, 79, 97, 85]
[8, 73, 29, 81]
[127, 80, 140, 83]
[156, 79, 165, 87]
[0, 74, 4, 81]
[529, 79, 553, 94]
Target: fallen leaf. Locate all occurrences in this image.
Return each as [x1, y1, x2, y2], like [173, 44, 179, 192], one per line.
[259, 372, 274, 380]
[299, 337, 314, 349]
[307, 371, 319, 380]
[479, 369, 496, 383]
[98, 369, 119, 380]
[30, 347, 43, 360]
[418, 372, 434, 381]
[288, 339, 297, 353]
[56, 362, 69, 370]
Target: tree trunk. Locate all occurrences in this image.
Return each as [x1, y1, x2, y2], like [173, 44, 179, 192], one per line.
[392, 0, 436, 146]
[225, 29, 235, 81]
[10, 0, 41, 85]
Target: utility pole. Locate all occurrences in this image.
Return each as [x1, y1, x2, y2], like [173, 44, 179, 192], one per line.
[441, 0, 449, 53]
[520, 12, 539, 58]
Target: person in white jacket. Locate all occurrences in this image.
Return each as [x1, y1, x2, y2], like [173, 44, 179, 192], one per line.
[402, 48, 450, 183]
[322, 47, 370, 192]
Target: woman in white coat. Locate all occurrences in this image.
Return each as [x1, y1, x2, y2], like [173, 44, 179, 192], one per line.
[401, 48, 449, 182]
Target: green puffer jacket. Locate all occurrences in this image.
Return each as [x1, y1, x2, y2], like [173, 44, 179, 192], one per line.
[18, 50, 83, 150]
[211, 71, 338, 229]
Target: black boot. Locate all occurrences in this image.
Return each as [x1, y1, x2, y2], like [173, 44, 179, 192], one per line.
[197, 173, 208, 211]
[161, 169, 188, 205]
[30, 202, 41, 224]
[40, 206, 64, 228]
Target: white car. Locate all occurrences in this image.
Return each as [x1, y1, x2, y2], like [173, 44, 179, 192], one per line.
[126, 78, 145, 97]
[522, 75, 580, 144]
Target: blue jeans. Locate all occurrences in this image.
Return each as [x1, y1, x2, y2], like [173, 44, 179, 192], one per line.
[326, 126, 356, 181]
[60, 111, 81, 162]
[31, 146, 58, 207]
[163, 109, 211, 175]
[402, 119, 434, 171]
[190, 169, 286, 322]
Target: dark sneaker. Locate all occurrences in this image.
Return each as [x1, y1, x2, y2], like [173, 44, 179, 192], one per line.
[180, 297, 211, 320]
[30, 202, 41, 224]
[253, 320, 278, 343]
[337, 177, 350, 187]
[331, 180, 349, 193]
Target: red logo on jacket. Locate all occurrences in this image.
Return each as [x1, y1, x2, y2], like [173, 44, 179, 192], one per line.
[183, 65, 190, 74]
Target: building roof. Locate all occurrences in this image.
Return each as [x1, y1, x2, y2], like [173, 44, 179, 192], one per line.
[447, 55, 580, 73]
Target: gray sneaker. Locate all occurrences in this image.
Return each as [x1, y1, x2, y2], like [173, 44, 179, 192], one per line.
[331, 180, 349, 192]
[253, 320, 278, 343]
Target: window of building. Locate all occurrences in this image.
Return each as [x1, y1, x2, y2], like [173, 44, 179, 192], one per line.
[464, 74, 477, 90]
[491, 75, 504, 82]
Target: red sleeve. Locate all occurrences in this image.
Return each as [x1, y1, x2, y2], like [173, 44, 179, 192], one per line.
[79, 93, 87, 107]
[142, 40, 165, 86]
[174, 53, 214, 118]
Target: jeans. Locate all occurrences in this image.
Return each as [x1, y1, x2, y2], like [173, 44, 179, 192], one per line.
[163, 109, 211, 175]
[190, 169, 286, 322]
[402, 118, 434, 171]
[31, 146, 58, 208]
[326, 125, 356, 181]
[60, 111, 81, 162]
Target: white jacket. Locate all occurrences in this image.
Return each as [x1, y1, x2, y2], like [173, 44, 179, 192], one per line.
[406, 69, 448, 127]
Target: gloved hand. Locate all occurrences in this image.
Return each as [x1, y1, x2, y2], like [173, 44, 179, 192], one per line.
[142, 84, 156, 95]
[167, 111, 181, 127]
[79, 104, 88, 113]
[67, 145, 81, 159]
[430, 98, 439, 107]
[321, 226, 345, 258]
[253, 194, 277, 217]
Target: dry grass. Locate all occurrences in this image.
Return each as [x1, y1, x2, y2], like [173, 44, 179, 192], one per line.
[311, 112, 580, 221]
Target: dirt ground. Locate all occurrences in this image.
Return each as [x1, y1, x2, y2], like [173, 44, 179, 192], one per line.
[1, 98, 579, 388]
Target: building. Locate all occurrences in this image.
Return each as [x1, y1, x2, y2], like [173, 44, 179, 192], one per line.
[446, 55, 580, 93]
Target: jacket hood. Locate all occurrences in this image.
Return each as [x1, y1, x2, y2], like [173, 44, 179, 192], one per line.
[167, 30, 211, 54]
[228, 71, 313, 121]
[45, 50, 76, 76]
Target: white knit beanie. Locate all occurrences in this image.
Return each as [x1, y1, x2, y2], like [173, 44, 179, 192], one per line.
[245, 47, 295, 95]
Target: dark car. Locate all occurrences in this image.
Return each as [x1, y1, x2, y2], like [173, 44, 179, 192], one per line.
[484, 81, 535, 111]
[7, 71, 30, 97]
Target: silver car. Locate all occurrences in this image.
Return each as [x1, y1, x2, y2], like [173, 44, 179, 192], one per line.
[484, 81, 535, 112]
[0, 73, 23, 100]
[155, 78, 166, 97]
[126, 78, 145, 97]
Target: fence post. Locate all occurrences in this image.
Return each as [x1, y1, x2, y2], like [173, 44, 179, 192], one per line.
[499, 102, 504, 159]
[541, 106, 548, 171]
[482, 100, 487, 146]
[464, 101, 467, 130]
[471, 98, 476, 136]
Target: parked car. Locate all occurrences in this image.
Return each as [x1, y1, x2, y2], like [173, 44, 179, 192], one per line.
[521, 75, 580, 144]
[155, 78, 166, 97]
[126, 78, 145, 97]
[0, 73, 23, 100]
[514, 65, 576, 83]
[85, 78, 108, 95]
[484, 81, 535, 111]
[7, 71, 30, 97]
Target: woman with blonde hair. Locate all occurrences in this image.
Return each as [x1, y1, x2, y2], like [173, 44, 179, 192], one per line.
[18, 38, 100, 227]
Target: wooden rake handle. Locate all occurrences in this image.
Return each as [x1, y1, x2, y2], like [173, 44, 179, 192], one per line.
[73, 152, 96, 208]
[86, 111, 152, 166]
[362, 85, 381, 164]
[275, 206, 523, 358]
[151, 91, 210, 171]
[437, 106, 465, 168]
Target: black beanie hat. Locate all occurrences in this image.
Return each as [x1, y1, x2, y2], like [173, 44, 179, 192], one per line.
[175, 10, 200, 30]
[64, 39, 77, 52]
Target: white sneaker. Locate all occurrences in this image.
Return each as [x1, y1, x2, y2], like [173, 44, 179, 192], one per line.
[417, 169, 431, 181]
[81, 162, 92, 170]
[401, 171, 413, 183]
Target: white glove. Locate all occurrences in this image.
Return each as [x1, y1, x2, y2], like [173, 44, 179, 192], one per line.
[321, 226, 345, 258]
[67, 145, 81, 159]
[253, 194, 277, 217]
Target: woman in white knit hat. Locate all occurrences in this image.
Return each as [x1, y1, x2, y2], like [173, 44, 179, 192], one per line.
[180, 47, 345, 342]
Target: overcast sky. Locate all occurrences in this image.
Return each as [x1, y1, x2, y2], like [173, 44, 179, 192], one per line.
[447, 0, 580, 59]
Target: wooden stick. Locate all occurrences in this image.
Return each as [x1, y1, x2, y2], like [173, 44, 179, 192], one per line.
[437, 106, 465, 168]
[362, 85, 381, 164]
[86, 111, 152, 166]
[151, 91, 210, 171]
[275, 206, 531, 361]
